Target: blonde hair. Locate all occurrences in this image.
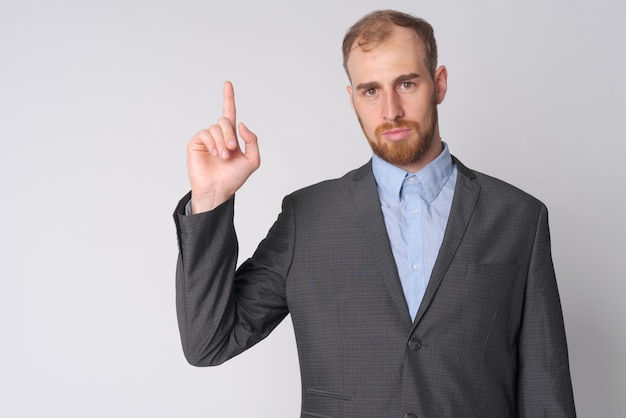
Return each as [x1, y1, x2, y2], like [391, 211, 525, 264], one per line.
[342, 10, 438, 78]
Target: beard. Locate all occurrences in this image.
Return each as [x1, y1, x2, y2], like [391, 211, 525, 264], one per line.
[359, 100, 438, 168]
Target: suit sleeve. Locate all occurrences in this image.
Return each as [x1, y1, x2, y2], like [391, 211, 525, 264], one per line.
[173, 192, 293, 366]
[517, 204, 576, 417]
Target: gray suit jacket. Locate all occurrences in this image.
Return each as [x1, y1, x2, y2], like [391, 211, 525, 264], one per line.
[174, 157, 576, 417]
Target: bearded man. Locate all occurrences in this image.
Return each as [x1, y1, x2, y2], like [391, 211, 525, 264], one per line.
[174, 9, 576, 418]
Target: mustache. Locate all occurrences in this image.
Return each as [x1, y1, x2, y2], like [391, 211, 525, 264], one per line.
[375, 120, 421, 136]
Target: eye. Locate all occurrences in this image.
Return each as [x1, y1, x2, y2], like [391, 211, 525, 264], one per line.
[364, 88, 378, 97]
[400, 81, 415, 90]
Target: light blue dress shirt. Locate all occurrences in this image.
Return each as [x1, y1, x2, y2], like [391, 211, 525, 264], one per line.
[372, 142, 457, 321]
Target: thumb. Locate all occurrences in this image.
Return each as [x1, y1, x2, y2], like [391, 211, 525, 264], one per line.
[238, 122, 260, 164]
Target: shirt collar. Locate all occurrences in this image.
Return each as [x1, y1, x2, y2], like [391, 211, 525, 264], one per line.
[372, 141, 455, 203]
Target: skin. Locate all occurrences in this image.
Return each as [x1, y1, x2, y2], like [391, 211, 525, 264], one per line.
[186, 25, 448, 213]
[187, 81, 260, 213]
[346, 26, 448, 173]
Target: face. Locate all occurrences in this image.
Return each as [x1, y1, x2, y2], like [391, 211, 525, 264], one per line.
[346, 26, 448, 172]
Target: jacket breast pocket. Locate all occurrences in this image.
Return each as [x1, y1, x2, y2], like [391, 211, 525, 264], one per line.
[447, 262, 523, 322]
[457, 262, 524, 331]
[464, 262, 520, 296]
[466, 262, 519, 278]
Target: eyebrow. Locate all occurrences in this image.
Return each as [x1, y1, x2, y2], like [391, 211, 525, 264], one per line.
[355, 73, 421, 91]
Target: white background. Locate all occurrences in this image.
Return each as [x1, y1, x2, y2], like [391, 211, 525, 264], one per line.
[1, 0, 624, 416]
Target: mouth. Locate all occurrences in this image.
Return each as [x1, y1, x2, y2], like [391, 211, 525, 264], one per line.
[382, 128, 412, 142]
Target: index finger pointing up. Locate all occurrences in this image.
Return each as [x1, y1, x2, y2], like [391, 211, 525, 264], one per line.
[222, 80, 236, 126]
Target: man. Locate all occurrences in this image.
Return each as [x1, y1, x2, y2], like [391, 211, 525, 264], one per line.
[174, 9, 576, 417]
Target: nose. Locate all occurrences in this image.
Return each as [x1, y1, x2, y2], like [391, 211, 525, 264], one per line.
[383, 91, 404, 121]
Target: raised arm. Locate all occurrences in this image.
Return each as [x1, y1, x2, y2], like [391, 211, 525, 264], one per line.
[187, 81, 260, 213]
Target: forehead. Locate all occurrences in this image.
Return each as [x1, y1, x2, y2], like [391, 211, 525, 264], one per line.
[346, 26, 427, 83]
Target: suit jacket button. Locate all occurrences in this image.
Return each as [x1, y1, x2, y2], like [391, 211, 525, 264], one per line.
[404, 413, 418, 418]
[408, 338, 421, 351]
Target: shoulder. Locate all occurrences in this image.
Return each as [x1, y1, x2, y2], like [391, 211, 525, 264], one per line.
[286, 161, 372, 202]
[454, 156, 546, 212]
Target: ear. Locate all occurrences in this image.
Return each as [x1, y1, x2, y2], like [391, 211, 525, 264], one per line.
[433, 65, 448, 104]
[346, 85, 355, 109]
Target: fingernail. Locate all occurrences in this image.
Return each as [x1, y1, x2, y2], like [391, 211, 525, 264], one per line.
[221, 149, 229, 159]
[228, 139, 237, 148]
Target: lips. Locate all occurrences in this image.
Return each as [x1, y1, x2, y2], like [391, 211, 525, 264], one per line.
[382, 128, 412, 141]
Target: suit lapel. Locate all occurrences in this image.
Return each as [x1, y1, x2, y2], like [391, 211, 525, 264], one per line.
[413, 157, 480, 327]
[350, 162, 413, 328]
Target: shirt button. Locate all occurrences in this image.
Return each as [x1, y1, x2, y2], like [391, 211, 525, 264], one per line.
[408, 176, 416, 183]
[411, 208, 418, 214]
[404, 413, 418, 418]
[408, 338, 421, 351]
[412, 264, 420, 271]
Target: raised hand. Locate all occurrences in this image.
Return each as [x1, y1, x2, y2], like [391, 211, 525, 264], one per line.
[187, 81, 260, 213]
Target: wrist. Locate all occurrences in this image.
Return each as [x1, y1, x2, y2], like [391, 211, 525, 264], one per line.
[190, 190, 232, 214]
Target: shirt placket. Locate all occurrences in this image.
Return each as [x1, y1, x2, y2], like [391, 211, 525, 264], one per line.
[403, 175, 424, 321]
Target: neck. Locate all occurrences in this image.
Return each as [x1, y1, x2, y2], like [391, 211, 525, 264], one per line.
[400, 136, 443, 173]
